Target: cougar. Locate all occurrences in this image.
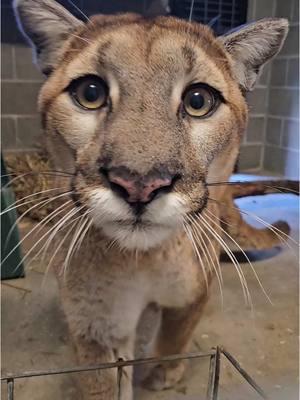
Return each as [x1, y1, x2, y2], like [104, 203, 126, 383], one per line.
[14, 1, 288, 398]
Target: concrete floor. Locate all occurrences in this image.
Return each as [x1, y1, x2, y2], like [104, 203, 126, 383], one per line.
[1, 192, 299, 400]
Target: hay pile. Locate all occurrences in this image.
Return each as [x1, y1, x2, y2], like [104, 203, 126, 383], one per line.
[4, 152, 59, 221]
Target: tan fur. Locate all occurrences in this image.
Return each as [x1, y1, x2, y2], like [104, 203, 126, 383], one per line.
[14, 1, 288, 398]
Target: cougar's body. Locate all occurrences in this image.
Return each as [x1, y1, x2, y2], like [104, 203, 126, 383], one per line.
[14, 1, 288, 398]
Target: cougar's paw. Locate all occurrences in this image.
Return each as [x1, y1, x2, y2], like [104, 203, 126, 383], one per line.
[143, 360, 186, 391]
[272, 220, 290, 236]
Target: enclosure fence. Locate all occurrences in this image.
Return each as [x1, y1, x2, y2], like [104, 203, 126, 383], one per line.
[1, 346, 267, 400]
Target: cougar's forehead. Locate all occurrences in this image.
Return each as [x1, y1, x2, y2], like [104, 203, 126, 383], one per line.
[49, 18, 233, 100]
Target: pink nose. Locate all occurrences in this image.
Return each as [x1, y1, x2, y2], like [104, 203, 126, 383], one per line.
[107, 168, 175, 203]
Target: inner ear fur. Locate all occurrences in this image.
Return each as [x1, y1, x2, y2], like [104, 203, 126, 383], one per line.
[219, 18, 289, 91]
[13, 0, 83, 75]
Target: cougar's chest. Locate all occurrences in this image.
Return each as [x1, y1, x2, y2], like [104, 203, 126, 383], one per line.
[147, 250, 203, 308]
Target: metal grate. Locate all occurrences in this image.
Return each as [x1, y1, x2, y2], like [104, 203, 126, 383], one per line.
[169, 0, 248, 34]
[1, 347, 267, 400]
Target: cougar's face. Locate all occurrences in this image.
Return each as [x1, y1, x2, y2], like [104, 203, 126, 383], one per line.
[38, 16, 248, 250]
[15, 0, 288, 250]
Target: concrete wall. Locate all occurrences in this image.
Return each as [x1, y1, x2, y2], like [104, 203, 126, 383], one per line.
[239, 0, 299, 178]
[1, 0, 44, 151]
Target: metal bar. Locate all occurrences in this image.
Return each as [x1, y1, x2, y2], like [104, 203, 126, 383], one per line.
[206, 347, 220, 400]
[206, 354, 216, 399]
[218, 0, 222, 31]
[1, 350, 215, 381]
[231, 0, 236, 28]
[221, 348, 268, 399]
[7, 379, 14, 400]
[116, 359, 123, 400]
[213, 347, 220, 399]
[204, 0, 208, 23]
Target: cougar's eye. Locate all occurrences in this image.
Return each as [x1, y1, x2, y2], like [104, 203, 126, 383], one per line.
[182, 84, 219, 118]
[69, 75, 108, 110]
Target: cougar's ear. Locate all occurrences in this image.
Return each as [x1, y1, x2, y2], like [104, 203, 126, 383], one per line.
[218, 18, 289, 91]
[13, 0, 83, 75]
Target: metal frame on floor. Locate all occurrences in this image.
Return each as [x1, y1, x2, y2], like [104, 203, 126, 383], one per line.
[1, 346, 267, 400]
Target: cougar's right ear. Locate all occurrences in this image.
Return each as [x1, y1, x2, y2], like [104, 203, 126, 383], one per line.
[218, 18, 289, 91]
[14, 0, 83, 75]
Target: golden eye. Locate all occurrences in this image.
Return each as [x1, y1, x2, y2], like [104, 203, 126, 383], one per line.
[182, 85, 218, 118]
[70, 75, 108, 110]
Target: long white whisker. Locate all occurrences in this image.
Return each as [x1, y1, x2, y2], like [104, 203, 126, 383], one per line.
[4, 187, 65, 208]
[4, 191, 70, 250]
[27, 201, 75, 266]
[188, 0, 195, 21]
[2, 171, 71, 189]
[33, 200, 74, 237]
[204, 209, 273, 305]
[2, 192, 72, 265]
[66, 48, 100, 59]
[134, 248, 140, 269]
[239, 208, 297, 245]
[229, 203, 298, 257]
[192, 215, 224, 285]
[67, 0, 94, 25]
[62, 213, 90, 279]
[73, 216, 93, 256]
[191, 217, 223, 305]
[187, 214, 224, 308]
[38, 206, 84, 264]
[188, 215, 213, 276]
[1, 189, 70, 216]
[208, 197, 297, 245]
[41, 218, 79, 289]
[106, 237, 119, 252]
[70, 33, 93, 44]
[197, 213, 252, 309]
[13, 201, 74, 269]
[70, 215, 88, 257]
[10, 202, 76, 275]
[41, 210, 88, 287]
[183, 221, 209, 292]
[24, 201, 75, 270]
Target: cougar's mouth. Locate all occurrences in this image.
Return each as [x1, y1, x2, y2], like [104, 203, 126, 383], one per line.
[76, 167, 208, 250]
[84, 186, 189, 249]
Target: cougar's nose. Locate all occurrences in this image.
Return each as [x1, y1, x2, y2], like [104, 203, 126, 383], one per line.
[104, 167, 177, 204]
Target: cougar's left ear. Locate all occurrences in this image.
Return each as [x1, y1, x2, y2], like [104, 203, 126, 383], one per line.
[218, 18, 289, 91]
[13, 0, 83, 75]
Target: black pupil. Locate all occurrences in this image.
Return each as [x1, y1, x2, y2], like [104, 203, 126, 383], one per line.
[190, 92, 205, 109]
[84, 83, 100, 102]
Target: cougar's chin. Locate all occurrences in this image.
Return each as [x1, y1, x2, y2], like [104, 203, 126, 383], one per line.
[102, 222, 176, 251]
[87, 188, 187, 250]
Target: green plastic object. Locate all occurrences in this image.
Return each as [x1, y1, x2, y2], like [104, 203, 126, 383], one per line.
[1, 156, 25, 279]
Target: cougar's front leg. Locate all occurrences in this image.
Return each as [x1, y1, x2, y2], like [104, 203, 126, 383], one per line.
[144, 293, 208, 390]
[72, 334, 134, 400]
